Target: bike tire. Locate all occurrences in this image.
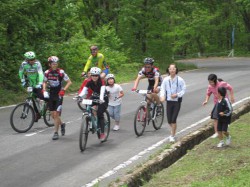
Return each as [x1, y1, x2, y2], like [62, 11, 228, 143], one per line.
[43, 103, 54, 127]
[152, 103, 164, 130]
[100, 110, 111, 142]
[10, 103, 35, 133]
[134, 105, 146, 136]
[79, 115, 89, 152]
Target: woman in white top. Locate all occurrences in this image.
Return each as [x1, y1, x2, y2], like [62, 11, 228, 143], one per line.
[160, 64, 186, 143]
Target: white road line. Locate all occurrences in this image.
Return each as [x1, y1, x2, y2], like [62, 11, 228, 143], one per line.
[24, 118, 82, 137]
[82, 96, 250, 187]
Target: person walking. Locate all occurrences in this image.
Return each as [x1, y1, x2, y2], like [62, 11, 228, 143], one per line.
[160, 64, 186, 143]
[105, 74, 124, 131]
[202, 74, 234, 138]
[43, 56, 72, 140]
[215, 87, 232, 148]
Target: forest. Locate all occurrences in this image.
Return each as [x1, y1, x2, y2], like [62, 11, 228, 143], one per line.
[0, 0, 250, 105]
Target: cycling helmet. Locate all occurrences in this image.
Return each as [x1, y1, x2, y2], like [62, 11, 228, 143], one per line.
[48, 56, 59, 63]
[24, 51, 36, 60]
[144, 57, 154, 64]
[90, 67, 101, 75]
[106, 74, 115, 80]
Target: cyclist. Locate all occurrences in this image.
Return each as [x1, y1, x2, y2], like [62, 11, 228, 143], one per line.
[79, 67, 109, 141]
[81, 45, 109, 79]
[19, 51, 44, 121]
[43, 56, 72, 140]
[132, 57, 162, 107]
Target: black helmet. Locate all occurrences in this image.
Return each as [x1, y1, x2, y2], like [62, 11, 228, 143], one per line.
[144, 57, 154, 64]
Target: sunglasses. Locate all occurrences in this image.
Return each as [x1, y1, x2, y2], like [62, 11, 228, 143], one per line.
[27, 59, 35, 61]
[145, 66, 152, 69]
[91, 75, 99, 77]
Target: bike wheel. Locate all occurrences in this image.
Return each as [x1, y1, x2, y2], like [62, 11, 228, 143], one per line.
[152, 103, 164, 130]
[43, 103, 54, 127]
[79, 115, 89, 152]
[134, 105, 147, 136]
[100, 110, 110, 142]
[10, 103, 35, 133]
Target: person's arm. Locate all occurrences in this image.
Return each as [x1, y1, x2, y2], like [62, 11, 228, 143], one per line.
[159, 78, 167, 102]
[153, 76, 159, 92]
[83, 56, 92, 73]
[37, 62, 44, 85]
[202, 86, 212, 106]
[132, 75, 142, 90]
[177, 77, 186, 98]
[100, 85, 106, 101]
[63, 79, 72, 92]
[225, 82, 235, 103]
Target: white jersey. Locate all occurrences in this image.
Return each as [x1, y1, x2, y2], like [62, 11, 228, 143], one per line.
[106, 84, 123, 106]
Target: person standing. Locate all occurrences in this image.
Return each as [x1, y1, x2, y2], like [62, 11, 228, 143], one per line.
[105, 74, 124, 131]
[43, 56, 72, 140]
[215, 87, 232, 148]
[202, 74, 234, 138]
[81, 45, 109, 79]
[19, 51, 44, 121]
[160, 64, 186, 143]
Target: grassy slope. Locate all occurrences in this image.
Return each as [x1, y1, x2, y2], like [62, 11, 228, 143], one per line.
[142, 113, 250, 187]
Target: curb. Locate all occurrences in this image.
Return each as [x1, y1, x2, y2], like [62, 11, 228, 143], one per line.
[110, 100, 250, 187]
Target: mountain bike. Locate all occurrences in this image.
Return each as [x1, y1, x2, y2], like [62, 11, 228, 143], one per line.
[10, 86, 54, 133]
[133, 90, 164, 136]
[79, 99, 110, 152]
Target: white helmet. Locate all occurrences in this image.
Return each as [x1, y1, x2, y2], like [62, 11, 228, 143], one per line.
[48, 56, 59, 63]
[106, 74, 115, 80]
[90, 67, 101, 75]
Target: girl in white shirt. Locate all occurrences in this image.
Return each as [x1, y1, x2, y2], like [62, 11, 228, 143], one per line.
[106, 74, 124, 131]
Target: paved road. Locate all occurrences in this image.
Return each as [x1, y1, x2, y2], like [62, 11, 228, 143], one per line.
[1, 57, 250, 187]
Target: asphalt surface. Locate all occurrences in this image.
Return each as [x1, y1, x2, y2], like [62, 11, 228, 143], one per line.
[1, 57, 250, 187]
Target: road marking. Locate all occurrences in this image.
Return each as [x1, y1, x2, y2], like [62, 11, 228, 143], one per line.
[24, 119, 81, 137]
[82, 96, 250, 187]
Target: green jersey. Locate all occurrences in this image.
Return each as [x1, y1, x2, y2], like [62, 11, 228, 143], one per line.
[19, 60, 44, 87]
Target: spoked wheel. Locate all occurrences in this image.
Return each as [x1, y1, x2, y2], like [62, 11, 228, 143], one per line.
[101, 110, 111, 142]
[134, 105, 147, 136]
[79, 115, 90, 152]
[10, 103, 35, 133]
[77, 98, 86, 112]
[43, 103, 54, 127]
[152, 103, 164, 130]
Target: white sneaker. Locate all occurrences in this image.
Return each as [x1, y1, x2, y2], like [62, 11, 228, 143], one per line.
[211, 133, 218, 138]
[225, 135, 231, 145]
[113, 125, 120, 131]
[217, 140, 225, 148]
[169, 136, 176, 143]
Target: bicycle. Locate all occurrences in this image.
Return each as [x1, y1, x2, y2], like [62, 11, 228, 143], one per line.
[79, 99, 110, 152]
[133, 90, 164, 136]
[10, 86, 54, 133]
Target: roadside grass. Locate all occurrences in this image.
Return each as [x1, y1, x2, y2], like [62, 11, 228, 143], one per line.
[142, 112, 250, 187]
[0, 62, 196, 107]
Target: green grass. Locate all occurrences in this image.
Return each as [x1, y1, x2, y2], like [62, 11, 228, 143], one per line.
[142, 113, 250, 187]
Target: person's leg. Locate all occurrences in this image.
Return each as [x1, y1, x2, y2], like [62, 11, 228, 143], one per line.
[97, 102, 108, 135]
[113, 105, 121, 131]
[108, 105, 115, 120]
[217, 121, 224, 147]
[170, 102, 181, 136]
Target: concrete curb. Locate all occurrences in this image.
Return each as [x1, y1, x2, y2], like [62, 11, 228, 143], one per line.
[110, 100, 250, 187]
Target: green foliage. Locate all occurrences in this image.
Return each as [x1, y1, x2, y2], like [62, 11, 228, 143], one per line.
[0, 0, 250, 105]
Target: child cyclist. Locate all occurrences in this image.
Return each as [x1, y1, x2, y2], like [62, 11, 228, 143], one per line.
[43, 56, 72, 140]
[215, 87, 233, 148]
[79, 67, 109, 141]
[105, 74, 124, 131]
